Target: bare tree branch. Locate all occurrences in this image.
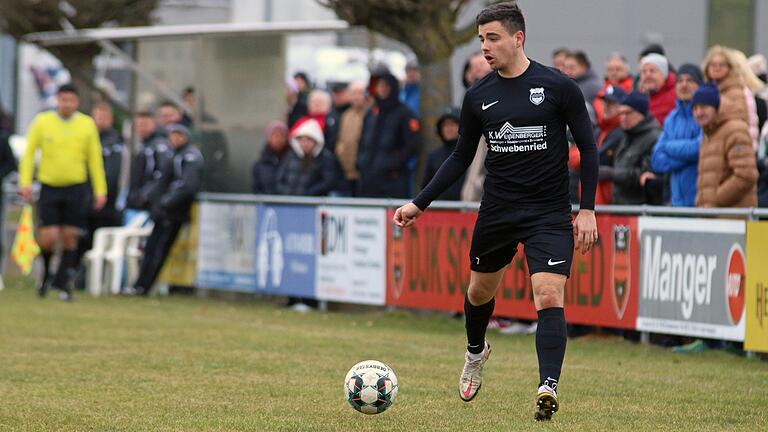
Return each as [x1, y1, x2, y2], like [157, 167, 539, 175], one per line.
[454, 21, 479, 46]
[316, 0, 487, 168]
[0, 0, 159, 114]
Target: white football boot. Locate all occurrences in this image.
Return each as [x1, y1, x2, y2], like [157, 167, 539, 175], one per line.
[534, 384, 559, 421]
[458, 341, 491, 402]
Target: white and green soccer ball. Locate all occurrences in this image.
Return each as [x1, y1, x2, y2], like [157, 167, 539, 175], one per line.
[343, 360, 398, 415]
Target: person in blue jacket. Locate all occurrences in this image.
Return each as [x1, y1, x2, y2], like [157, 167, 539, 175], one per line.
[650, 63, 703, 206]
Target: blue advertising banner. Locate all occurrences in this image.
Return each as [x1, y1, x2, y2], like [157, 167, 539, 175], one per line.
[197, 202, 259, 291]
[255, 204, 317, 298]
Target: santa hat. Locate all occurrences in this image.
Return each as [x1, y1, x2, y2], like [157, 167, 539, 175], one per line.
[289, 117, 324, 157]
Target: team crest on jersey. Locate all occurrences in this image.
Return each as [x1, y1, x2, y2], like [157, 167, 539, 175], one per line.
[529, 87, 545, 105]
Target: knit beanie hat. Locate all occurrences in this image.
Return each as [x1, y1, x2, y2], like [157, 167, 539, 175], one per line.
[621, 91, 650, 116]
[640, 53, 669, 79]
[691, 83, 721, 110]
[677, 63, 703, 85]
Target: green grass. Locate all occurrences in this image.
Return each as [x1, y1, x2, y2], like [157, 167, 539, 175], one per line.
[0, 277, 766, 431]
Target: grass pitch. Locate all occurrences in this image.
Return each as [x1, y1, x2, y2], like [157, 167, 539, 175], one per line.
[0, 277, 766, 431]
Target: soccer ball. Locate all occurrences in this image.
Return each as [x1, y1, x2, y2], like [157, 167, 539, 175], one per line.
[343, 360, 398, 414]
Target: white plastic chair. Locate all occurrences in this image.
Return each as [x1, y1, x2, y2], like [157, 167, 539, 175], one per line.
[84, 212, 152, 296]
[103, 220, 154, 295]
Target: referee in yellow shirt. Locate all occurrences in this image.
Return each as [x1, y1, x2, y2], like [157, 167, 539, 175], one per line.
[20, 84, 107, 300]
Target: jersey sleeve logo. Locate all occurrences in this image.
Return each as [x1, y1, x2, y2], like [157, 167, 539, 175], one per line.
[529, 87, 545, 105]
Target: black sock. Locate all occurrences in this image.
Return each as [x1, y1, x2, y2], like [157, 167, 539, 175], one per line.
[535, 307, 567, 392]
[41, 251, 52, 282]
[464, 295, 495, 354]
[52, 250, 77, 291]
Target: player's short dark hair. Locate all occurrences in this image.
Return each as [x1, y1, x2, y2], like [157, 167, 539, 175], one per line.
[135, 110, 154, 118]
[476, 1, 526, 37]
[552, 47, 570, 57]
[57, 83, 79, 96]
[571, 50, 591, 69]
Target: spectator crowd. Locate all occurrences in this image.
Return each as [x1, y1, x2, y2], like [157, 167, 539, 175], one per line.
[253, 44, 768, 212]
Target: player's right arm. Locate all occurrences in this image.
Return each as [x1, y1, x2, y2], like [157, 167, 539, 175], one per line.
[19, 114, 43, 202]
[394, 91, 483, 228]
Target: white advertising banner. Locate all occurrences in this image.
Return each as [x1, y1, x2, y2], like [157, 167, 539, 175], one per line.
[196, 202, 258, 291]
[637, 217, 746, 341]
[316, 207, 387, 305]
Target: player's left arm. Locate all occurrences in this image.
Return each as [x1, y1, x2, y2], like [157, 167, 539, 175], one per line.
[563, 79, 598, 253]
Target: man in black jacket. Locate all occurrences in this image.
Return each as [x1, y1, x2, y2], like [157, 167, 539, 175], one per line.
[90, 103, 125, 228]
[422, 107, 463, 200]
[132, 124, 203, 296]
[357, 73, 421, 198]
[128, 111, 171, 211]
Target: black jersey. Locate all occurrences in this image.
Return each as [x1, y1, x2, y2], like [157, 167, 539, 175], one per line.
[414, 60, 598, 210]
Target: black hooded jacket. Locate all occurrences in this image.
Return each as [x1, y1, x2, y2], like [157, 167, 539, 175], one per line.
[422, 109, 463, 200]
[93, 128, 125, 218]
[128, 129, 171, 210]
[357, 73, 421, 198]
[152, 142, 204, 223]
[252, 145, 288, 194]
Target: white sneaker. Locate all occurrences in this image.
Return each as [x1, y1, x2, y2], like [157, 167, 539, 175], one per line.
[534, 384, 559, 421]
[458, 341, 491, 401]
[289, 303, 312, 313]
[499, 321, 530, 335]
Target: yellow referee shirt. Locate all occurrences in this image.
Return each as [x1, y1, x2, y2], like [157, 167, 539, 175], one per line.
[20, 110, 107, 196]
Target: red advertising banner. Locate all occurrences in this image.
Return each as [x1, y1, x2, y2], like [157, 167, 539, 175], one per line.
[386, 211, 640, 329]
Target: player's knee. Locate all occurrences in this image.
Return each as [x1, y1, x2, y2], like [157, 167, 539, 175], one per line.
[467, 284, 495, 305]
[37, 228, 58, 250]
[535, 286, 563, 309]
[61, 230, 79, 249]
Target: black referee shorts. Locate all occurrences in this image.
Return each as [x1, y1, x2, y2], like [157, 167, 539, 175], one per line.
[38, 183, 90, 229]
[469, 202, 574, 277]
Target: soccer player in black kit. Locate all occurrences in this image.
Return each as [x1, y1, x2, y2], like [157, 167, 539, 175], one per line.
[394, 2, 598, 421]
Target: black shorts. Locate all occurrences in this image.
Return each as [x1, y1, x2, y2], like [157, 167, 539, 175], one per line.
[38, 183, 90, 228]
[469, 202, 574, 276]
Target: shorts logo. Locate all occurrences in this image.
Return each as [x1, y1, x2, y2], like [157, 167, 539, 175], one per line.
[547, 259, 566, 266]
[530, 87, 545, 105]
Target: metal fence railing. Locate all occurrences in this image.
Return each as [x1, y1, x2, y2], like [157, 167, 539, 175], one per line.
[199, 192, 768, 220]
